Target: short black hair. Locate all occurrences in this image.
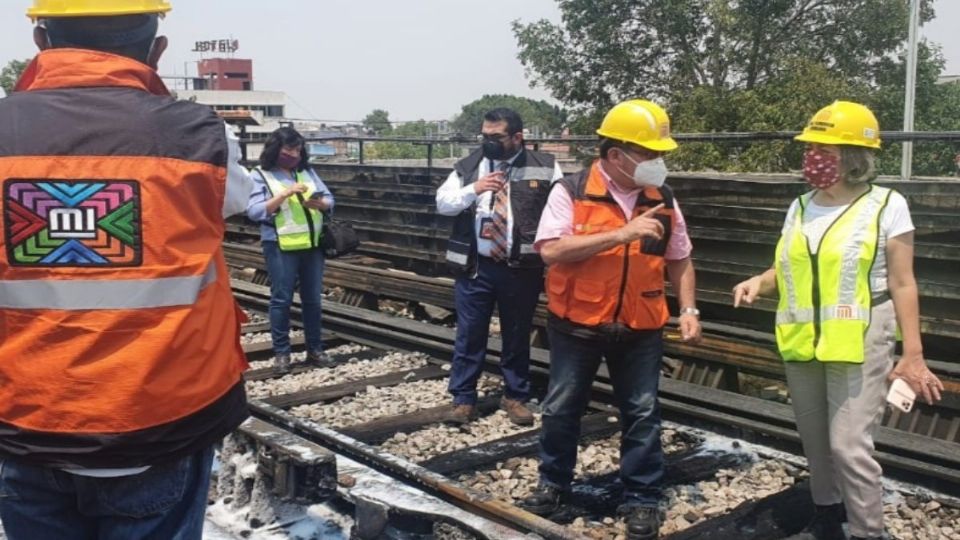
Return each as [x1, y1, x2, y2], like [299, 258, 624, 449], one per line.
[483, 108, 524, 135]
[598, 138, 620, 159]
[260, 127, 310, 171]
[44, 14, 158, 63]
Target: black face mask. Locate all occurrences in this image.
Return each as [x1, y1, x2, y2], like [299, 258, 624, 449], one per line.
[482, 140, 507, 160]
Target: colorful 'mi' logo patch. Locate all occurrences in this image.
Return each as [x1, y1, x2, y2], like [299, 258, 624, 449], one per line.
[4, 180, 142, 267]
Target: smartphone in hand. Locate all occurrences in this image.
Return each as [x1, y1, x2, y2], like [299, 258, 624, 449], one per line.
[886, 378, 916, 413]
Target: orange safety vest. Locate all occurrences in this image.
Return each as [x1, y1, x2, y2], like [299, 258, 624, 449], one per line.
[546, 162, 675, 332]
[0, 49, 248, 467]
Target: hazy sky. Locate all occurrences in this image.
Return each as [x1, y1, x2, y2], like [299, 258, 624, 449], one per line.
[2, 0, 959, 123]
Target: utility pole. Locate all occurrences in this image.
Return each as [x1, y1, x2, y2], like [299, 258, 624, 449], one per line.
[901, 0, 920, 181]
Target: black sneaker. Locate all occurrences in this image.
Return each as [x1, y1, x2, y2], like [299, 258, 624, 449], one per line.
[519, 482, 568, 516]
[619, 504, 660, 540]
[307, 350, 335, 368]
[784, 504, 845, 540]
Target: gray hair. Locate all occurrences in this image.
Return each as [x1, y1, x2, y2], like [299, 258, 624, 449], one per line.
[840, 147, 878, 184]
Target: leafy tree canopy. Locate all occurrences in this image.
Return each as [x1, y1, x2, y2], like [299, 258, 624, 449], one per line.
[450, 94, 566, 137]
[513, 0, 958, 175]
[0, 58, 30, 96]
[362, 108, 392, 135]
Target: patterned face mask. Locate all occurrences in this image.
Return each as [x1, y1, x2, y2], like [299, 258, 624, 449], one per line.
[802, 147, 841, 189]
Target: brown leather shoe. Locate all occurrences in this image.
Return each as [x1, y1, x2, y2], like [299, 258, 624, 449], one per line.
[448, 404, 476, 425]
[501, 398, 534, 426]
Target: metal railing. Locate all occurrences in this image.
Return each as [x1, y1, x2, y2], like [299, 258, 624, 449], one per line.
[239, 131, 960, 173]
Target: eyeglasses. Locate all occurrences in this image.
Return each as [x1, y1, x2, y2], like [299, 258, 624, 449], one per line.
[479, 133, 511, 143]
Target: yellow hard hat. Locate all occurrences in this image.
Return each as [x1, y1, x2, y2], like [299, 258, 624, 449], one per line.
[27, 0, 171, 19]
[795, 101, 881, 150]
[596, 99, 678, 152]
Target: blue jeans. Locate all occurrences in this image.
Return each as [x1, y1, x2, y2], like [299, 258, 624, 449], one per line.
[448, 258, 543, 405]
[0, 447, 214, 540]
[538, 326, 665, 506]
[263, 240, 325, 356]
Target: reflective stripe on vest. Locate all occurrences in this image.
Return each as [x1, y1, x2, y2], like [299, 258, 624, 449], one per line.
[512, 166, 556, 181]
[258, 168, 323, 251]
[0, 49, 247, 441]
[0, 262, 216, 310]
[775, 186, 891, 363]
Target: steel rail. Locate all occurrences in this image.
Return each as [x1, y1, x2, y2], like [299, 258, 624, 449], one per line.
[232, 280, 960, 495]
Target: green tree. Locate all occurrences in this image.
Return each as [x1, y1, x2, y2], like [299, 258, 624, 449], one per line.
[866, 43, 960, 176]
[451, 94, 567, 137]
[366, 120, 451, 160]
[512, 1, 954, 174]
[670, 58, 863, 172]
[362, 109, 393, 135]
[1, 59, 30, 96]
[514, 0, 932, 111]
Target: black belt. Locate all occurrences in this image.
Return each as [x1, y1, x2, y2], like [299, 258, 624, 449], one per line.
[872, 292, 891, 306]
[477, 255, 543, 271]
[477, 255, 509, 266]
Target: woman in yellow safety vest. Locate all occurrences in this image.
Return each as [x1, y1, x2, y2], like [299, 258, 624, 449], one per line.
[246, 127, 335, 372]
[732, 101, 943, 540]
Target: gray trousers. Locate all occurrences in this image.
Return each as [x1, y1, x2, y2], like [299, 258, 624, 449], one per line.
[784, 300, 897, 538]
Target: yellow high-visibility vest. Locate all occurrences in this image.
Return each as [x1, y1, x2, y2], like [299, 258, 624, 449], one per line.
[775, 186, 892, 363]
[257, 168, 323, 251]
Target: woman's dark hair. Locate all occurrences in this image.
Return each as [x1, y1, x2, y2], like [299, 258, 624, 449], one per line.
[260, 127, 310, 171]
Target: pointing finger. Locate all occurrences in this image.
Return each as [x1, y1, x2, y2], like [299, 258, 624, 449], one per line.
[641, 203, 665, 218]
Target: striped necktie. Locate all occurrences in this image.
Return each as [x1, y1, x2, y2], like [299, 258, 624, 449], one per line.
[489, 162, 510, 261]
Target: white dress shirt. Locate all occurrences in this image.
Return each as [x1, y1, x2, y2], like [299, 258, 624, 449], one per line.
[436, 151, 564, 257]
[223, 124, 255, 217]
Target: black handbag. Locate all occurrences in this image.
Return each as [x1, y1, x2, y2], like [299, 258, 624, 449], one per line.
[321, 216, 360, 258]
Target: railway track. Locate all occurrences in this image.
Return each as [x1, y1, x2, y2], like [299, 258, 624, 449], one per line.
[228, 165, 960, 354]
[219, 164, 960, 538]
[223, 243, 960, 447]
[217, 279, 960, 540]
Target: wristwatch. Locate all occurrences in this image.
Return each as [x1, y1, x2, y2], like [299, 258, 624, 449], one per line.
[680, 307, 700, 318]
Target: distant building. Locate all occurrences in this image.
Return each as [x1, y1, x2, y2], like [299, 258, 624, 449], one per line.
[173, 89, 287, 159]
[197, 58, 253, 91]
[164, 55, 357, 161]
[175, 89, 285, 120]
[937, 75, 960, 85]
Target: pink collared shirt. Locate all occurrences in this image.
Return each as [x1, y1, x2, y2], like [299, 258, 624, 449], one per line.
[534, 163, 693, 261]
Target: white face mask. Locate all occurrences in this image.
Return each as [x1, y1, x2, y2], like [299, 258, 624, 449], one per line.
[620, 153, 668, 188]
